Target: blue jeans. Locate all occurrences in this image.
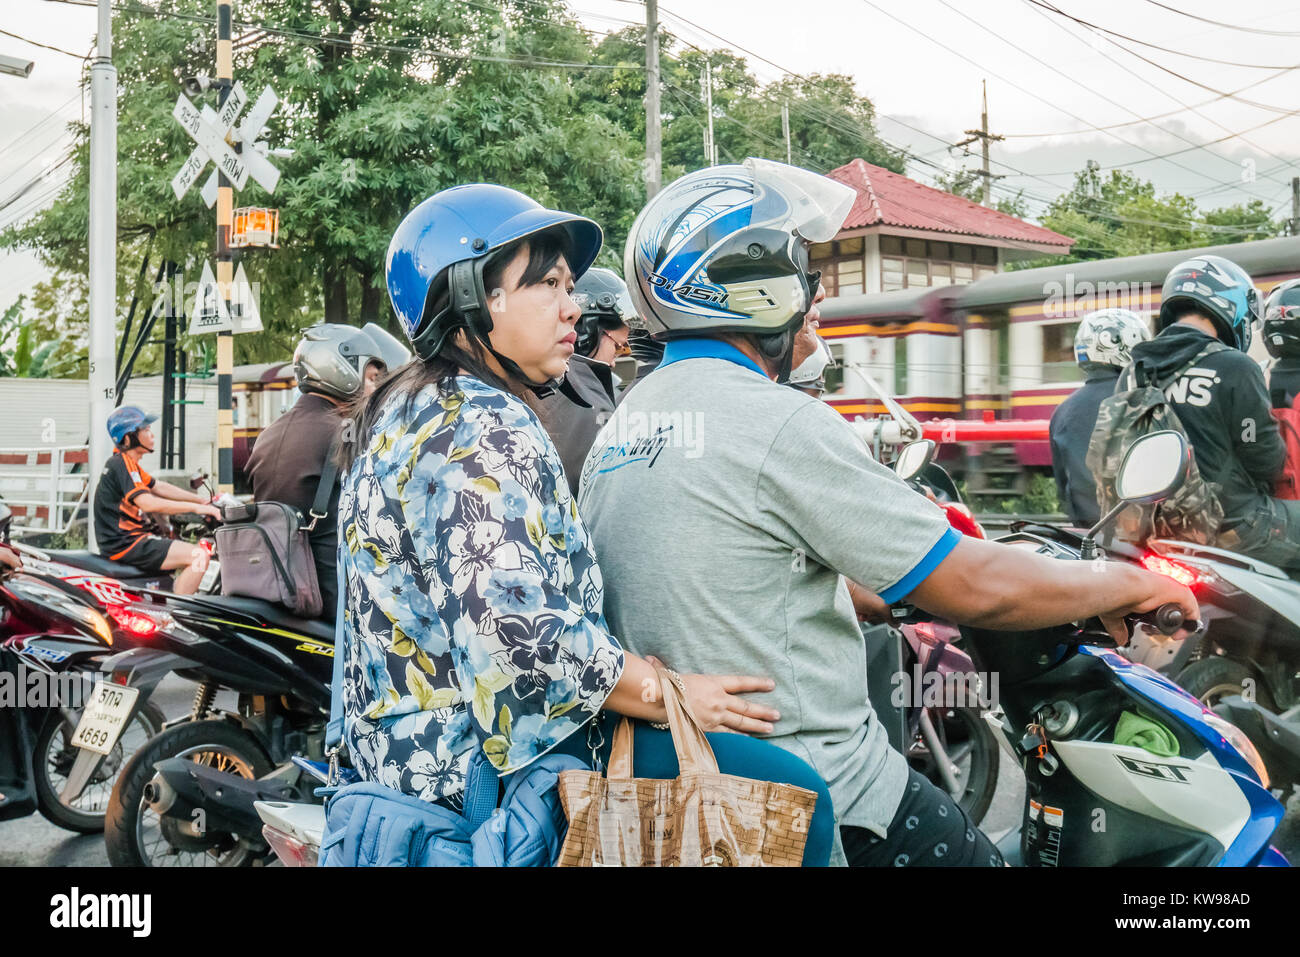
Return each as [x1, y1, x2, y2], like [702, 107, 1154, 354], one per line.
[554, 712, 835, 867]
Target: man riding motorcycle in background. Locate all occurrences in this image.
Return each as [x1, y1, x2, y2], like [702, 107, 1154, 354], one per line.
[93, 405, 222, 595]
[1050, 308, 1150, 526]
[1263, 277, 1300, 410]
[246, 323, 403, 617]
[577, 157, 1196, 867]
[535, 266, 635, 495]
[1123, 256, 1298, 570]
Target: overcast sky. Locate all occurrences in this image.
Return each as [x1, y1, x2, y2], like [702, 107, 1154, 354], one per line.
[2, 0, 1298, 309]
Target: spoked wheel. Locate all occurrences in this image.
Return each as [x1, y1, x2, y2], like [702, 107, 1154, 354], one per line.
[907, 706, 999, 826]
[33, 702, 165, 833]
[105, 719, 273, 867]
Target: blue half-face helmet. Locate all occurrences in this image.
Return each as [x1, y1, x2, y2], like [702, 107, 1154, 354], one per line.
[106, 406, 159, 447]
[385, 184, 603, 368]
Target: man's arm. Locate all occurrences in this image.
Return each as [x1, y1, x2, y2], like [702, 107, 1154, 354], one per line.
[134, 491, 220, 520]
[907, 536, 1197, 644]
[149, 480, 207, 505]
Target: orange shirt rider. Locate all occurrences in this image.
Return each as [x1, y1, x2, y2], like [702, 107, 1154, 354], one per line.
[94, 450, 161, 561]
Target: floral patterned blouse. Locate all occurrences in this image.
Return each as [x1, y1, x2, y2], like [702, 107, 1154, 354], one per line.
[336, 375, 625, 802]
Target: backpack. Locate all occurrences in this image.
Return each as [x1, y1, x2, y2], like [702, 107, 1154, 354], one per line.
[319, 564, 585, 867]
[215, 435, 339, 618]
[1086, 342, 1229, 545]
[1270, 400, 1300, 500]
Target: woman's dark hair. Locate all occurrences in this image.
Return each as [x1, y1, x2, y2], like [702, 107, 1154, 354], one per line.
[342, 228, 573, 469]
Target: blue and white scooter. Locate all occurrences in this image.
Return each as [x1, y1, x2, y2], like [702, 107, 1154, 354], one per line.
[895, 430, 1285, 866]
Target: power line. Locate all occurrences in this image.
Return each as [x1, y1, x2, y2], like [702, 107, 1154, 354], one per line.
[1140, 0, 1300, 37]
[0, 27, 89, 59]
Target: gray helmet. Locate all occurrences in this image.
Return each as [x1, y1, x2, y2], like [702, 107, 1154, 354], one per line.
[783, 337, 835, 393]
[293, 324, 398, 400]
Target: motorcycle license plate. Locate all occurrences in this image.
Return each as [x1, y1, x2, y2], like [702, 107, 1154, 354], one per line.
[70, 684, 140, 755]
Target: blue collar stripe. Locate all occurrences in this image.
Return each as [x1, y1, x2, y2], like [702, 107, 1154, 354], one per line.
[659, 338, 769, 378]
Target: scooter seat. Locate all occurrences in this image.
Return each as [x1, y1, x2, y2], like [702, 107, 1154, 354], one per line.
[173, 592, 335, 643]
[40, 549, 155, 580]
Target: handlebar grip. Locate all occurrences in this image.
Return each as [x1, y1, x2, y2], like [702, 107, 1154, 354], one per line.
[1140, 603, 1199, 636]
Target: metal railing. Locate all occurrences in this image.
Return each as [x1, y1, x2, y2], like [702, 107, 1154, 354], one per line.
[0, 445, 90, 534]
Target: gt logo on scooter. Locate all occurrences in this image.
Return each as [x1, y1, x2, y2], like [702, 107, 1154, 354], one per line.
[1116, 755, 1191, 783]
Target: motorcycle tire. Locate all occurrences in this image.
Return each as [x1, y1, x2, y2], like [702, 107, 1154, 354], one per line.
[33, 701, 165, 834]
[1176, 656, 1278, 712]
[910, 706, 1000, 826]
[105, 718, 273, 868]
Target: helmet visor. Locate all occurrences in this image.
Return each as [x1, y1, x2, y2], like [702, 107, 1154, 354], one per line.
[745, 158, 856, 244]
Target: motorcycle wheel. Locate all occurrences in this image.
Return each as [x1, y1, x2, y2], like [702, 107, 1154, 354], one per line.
[1176, 656, 1278, 712]
[33, 702, 165, 834]
[105, 718, 273, 868]
[908, 706, 1000, 826]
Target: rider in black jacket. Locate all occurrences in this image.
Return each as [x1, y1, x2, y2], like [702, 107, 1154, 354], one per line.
[1263, 279, 1300, 410]
[1050, 308, 1150, 526]
[1128, 255, 1295, 568]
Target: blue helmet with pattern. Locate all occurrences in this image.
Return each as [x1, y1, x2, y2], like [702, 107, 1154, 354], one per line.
[624, 158, 855, 342]
[1158, 255, 1260, 352]
[385, 184, 603, 368]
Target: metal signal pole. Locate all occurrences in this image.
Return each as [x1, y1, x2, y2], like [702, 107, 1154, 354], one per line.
[87, 0, 117, 549]
[215, 0, 234, 493]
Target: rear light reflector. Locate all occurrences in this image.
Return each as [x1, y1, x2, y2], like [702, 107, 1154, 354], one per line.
[1141, 553, 1199, 588]
[262, 825, 318, 867]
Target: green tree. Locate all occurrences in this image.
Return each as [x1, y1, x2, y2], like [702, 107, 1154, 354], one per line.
[2, 0, 643, 367]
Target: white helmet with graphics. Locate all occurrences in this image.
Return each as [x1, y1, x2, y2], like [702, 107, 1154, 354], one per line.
[624, 158, 855, 345]
[1074, 308, 1151, 375]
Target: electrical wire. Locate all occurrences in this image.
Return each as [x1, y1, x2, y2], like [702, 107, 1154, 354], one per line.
[0, 27, 90, 59]
[1140, 0, 1300, 37]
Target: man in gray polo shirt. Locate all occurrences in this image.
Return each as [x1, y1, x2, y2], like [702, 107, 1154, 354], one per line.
[579, 158, 1196, 866]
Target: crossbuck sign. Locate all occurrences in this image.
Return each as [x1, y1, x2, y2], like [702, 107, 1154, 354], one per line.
[170, 82, 282, 204]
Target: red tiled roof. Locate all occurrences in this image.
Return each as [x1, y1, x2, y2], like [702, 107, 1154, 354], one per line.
[828, 158, 1074, 248]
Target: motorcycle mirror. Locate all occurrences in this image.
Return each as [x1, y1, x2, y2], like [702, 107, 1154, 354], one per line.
[1115, 430, 1190, 505]
[189, 470, 208, 491]
[0, 500, 11, 544]
[1080, 430, 1190, 559]
[893, 440, 936, 482]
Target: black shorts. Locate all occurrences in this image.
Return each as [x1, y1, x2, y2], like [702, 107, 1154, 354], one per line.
[114, 535, 174, 574]
[840, 767, 1004, 867]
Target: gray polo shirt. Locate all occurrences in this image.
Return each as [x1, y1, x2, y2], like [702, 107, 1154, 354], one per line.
[577, 338, 960, 842]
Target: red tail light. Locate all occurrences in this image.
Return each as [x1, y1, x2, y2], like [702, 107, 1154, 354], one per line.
[261, 825, 318, 867]
[107, 605, 160, 639]
[1141, 553, 1199, 588]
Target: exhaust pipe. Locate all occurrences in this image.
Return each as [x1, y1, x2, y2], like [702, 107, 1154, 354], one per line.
[143, 773, 177, 815]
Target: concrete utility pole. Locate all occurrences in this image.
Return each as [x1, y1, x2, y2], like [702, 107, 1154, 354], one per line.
[86, 0, 117, 550]
[782, 101, 791, 165]
[1291, 177, 1300, 236]
[703, 60, 716, 166]
[215, 0, 235, 494]
[955, 80, 1004, 206]
[645, 0, 661, 198]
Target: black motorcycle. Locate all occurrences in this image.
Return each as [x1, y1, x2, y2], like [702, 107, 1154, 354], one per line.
[92, 590, 333, 866]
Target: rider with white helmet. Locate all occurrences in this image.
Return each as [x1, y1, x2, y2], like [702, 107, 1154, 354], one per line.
[579, 158, 1193, 868]
[1049, 308, 1151, 525]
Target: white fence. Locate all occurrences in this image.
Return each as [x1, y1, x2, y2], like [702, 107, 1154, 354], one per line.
[0, 445, 89, 533]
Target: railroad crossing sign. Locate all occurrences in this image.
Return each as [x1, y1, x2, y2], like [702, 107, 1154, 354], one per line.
[170, 82, 282, 204]
[187, 261, 263, 336]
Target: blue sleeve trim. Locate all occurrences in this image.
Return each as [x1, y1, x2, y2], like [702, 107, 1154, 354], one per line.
[878, 526, 962, 604]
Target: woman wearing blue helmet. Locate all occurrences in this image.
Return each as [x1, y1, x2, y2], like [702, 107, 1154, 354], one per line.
[334, 183, 834, 864]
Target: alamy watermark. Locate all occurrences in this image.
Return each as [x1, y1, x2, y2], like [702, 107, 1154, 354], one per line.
[1042, 273, 1155, 320]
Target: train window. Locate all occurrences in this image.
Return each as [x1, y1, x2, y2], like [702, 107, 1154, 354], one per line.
[882, 257, 905, 292]
[953, 263, 974, 284]
[838, 236, 864, 256]
[975, 245, 998, 266]
[906, 260, 928, 288]
[930, 262, 952, 287]
[1042, 322, 1084, 383]
[894, 336, 909, 394]
[952, 244, 974, 263]
[881, 236, 903, 256]
[809, 242, 833, 261]
[905, 239, 927, 258]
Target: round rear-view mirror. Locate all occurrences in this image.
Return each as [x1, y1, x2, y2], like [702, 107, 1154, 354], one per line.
[1116, 430, 1190, 505]
[893, 439, 936, 482]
